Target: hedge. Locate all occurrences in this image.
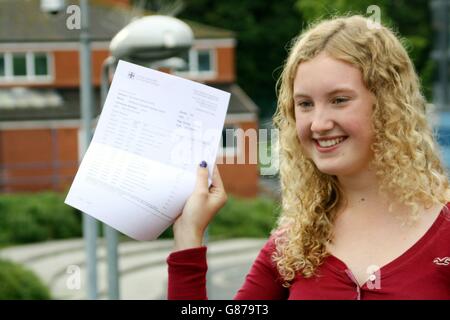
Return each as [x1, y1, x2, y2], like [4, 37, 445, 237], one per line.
[0, 258, 51, 299]
[0, 192, 280, 244]
[159, 195, 280, 239]
[0, 192, 81, 246]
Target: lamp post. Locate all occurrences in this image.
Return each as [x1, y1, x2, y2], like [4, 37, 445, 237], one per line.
[79, 0, 98, 300]
[42, 0, 99, 300]
[101, 15, 193, 299]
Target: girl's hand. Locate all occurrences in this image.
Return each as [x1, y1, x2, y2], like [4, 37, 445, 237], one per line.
[172, 161, 227, 251]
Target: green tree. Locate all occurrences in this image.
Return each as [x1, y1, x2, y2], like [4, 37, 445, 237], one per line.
[296, 0, 434, 100]
[178, 0, 303, 118]
[133, 0, 434, 111]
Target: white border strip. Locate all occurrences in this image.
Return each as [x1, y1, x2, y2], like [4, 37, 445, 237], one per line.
[193, 38, 236, 48]
[225, 113, 257, 123]
[0, 119, 81, 130]
[0, 113, 255, 130]
[0, 41, 111, 51]
[0, 39, 236, 51]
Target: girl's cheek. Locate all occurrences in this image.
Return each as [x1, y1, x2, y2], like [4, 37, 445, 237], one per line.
[296, 123, 309, 144]
[344, 117, 372, 139]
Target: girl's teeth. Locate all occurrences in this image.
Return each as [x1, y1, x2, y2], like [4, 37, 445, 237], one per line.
[318, 137, 345, 147]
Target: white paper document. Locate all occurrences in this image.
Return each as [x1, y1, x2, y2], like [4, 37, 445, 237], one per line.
[65, 60, 230, 240]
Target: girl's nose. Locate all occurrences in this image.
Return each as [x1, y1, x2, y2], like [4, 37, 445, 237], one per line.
[310, 109, 334, 132]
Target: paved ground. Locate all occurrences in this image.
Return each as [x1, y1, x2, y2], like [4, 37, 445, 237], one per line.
[0, 238, 266, 300]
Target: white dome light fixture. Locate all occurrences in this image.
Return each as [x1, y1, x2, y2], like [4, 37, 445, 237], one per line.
[110, 15, 194, 62]
[40, 0, 66, 15]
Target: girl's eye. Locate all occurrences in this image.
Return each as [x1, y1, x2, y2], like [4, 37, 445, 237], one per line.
[296, 101, 312, 108]
[296, 97, 349, 109]
[333, 97, 349, 104]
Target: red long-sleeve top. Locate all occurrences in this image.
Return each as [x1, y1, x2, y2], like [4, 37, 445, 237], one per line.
[167, 204, 450, 300]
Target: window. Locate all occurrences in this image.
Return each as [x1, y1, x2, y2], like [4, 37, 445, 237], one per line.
[0, 52, 51, 82]
[174, 49, 214, 76]
[13, 53, 26, 76]
[222, 126, 236, 149]
[198, 50, 212, 72]
[34, 53, 49, 76]
[0, 54, 4, 77]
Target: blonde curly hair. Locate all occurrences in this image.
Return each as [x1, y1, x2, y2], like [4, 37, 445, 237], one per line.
[271, 14, 450, 287]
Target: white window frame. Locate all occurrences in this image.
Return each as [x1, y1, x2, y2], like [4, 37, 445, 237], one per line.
[0, 52, 53, 83]
[174, 48, 216, 79]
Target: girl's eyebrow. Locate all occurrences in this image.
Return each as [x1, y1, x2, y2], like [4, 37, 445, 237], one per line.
[293, 87, 357, 99]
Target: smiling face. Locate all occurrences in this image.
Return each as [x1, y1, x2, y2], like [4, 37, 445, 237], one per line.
[293, 52, 376, 176]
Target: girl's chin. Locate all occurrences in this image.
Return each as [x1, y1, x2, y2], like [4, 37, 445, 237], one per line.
[313, 162, 346, 175]
[317, 168, 341, 176]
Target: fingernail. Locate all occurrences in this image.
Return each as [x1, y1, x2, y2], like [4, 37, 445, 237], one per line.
[199, 160, 207, 168]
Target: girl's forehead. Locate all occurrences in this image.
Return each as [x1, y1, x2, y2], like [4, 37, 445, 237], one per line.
[295, 55, 360, 79]
[293, 56, 365, 95]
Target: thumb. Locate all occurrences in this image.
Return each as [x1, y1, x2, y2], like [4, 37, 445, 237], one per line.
[194, 160, 209, 193]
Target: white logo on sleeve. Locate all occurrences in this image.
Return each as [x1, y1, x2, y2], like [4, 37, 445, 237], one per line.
[433, 257, 450, 266]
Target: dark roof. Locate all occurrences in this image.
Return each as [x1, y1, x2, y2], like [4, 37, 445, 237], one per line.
[0, 83, 256, 122]
[0, 0, 235, 43]
[213, 84, 259, 114]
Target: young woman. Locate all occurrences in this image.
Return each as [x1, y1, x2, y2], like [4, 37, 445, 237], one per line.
[166, 15, 450, 299]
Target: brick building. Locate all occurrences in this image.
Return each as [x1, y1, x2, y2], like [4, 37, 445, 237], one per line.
[0, 0, 259, 197]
